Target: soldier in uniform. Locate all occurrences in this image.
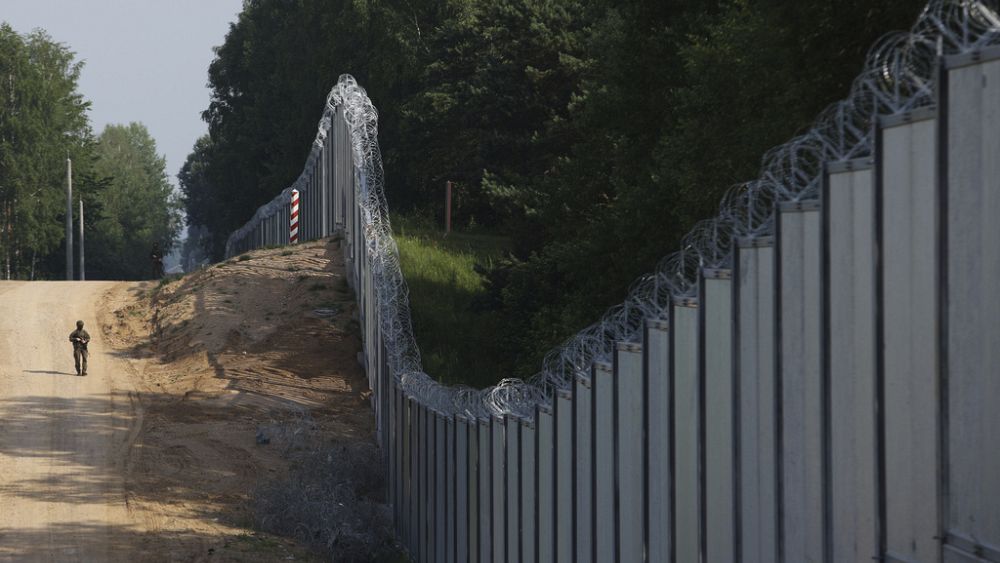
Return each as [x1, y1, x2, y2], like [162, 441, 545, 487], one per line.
[69, 320, 90, 376]
[150, 243, 164, 279]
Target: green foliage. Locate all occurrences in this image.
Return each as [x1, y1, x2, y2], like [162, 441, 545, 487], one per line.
[480, 0, 930, 372]
[0, 24, 180, 281]
[0, 24, 91, 279]
[399, 0, 589, 226]
[185, 0, 931, 384]
[184, 0, 452, 258]
[88, 123, 182, 280]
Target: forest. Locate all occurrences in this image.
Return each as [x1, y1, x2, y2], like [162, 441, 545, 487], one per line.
[0, 24, 180, 281]
[181, 0, 927, 379]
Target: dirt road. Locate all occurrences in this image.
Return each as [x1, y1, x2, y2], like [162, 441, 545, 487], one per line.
[0, 243, 385, 561]
[0, 281, 140, 561]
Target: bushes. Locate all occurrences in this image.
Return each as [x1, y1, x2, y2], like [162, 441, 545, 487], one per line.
[253, 412, 403, 562]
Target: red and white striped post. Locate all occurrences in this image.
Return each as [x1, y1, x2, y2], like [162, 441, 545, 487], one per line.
[290, 189, 300, 243]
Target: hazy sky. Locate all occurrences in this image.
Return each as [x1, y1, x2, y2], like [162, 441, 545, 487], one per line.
[2, 0, 244, 185]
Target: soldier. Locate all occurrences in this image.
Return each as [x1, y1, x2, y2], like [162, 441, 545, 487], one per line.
[69, 320, 90, 376]
[151, 243, 164, 279]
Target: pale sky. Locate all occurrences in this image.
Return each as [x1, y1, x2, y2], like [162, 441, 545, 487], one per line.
[2, 0, 245, 186]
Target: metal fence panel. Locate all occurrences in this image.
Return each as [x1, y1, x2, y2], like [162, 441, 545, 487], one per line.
[536, 405, 555, 563]
[944, 56, 1000, 560]
[778, 203, 825, 563]
[409, 398, 419, 553]
[645, 319, 672, 563]
[736, 239, 779, 563]
[422, 406, 432, 563]
[555, 390, 573, 563]
[826, 162, 877, 563]
[615, 342, 644, 563]
[703, 272, 736, 563]
[446, 417, 456, 563]
[469, 417, 480, 563]
[573, 372, 594, 563]
[436, 413, 447, 561]
[673, 300, 701, 563]
[390, 386, 399, 527]
[881, 112, 940, 563]
[221, 49, 1000, 563]
[479, 418, 492, 562]
[401, 395, 411, 547]
[492, 416, 506, 563]
[457, 417, 471, 563]
[520, 417, 537, 563]
[593, 362, 615, 563]
[506, 416, 520, 563]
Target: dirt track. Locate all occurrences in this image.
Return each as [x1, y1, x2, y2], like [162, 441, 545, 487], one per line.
[0, 281, 140, 562]
[0, 241, 380, 561]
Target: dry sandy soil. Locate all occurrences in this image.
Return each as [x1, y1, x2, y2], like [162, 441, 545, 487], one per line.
[0, 239, 380, 561]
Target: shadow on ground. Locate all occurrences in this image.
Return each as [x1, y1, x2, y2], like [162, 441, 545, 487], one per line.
[0, 392, 323, 562]
[0, 521, 316, 562]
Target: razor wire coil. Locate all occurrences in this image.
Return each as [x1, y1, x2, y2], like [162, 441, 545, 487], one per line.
[225, 0, 1000, 420]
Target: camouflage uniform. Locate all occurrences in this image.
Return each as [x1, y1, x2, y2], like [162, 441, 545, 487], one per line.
[69, 323, 90, 376]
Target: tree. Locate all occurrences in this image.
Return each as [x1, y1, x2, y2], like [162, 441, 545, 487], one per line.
[182, 0, 935, 377]
[193, 0, 451, 258]
[88, 123, 181, 279]
[0, 24, 91, 279]
[479, 0, 929, 374]
[398, 0, 589, 228]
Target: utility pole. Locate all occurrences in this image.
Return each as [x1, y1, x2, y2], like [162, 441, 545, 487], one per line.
[79, 199, 85, 281]
[66, 157, 73, 280]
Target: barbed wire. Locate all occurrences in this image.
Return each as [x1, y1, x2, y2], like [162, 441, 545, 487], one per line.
[226, 0, 1000, 419]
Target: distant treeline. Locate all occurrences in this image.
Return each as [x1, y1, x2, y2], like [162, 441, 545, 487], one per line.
[0, 24, 180, 280]
[181, 0, 925, 376]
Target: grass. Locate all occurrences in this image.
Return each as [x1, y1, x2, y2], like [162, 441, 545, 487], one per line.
[393, 215, 511, 388]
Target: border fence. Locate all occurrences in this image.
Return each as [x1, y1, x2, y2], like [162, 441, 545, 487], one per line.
[224, 2, 1000, 561]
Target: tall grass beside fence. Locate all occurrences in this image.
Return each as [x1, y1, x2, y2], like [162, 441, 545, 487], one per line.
[394, 216, 511, 389]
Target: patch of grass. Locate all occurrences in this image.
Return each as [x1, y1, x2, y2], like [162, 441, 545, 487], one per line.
[280, 250, 294, 256]
[394, 216, 511, 388]
[238, 254, 252, 262]
[157, 273, 185, 288]
[233, 532, 279, 548]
